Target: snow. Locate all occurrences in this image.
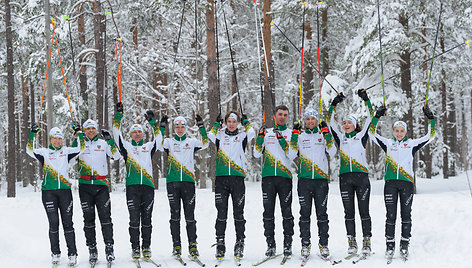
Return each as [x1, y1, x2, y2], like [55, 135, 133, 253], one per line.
[1, 172, 472, 268]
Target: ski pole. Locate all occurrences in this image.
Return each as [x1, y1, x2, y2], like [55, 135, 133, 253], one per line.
[376, 0, 386, 106]
[316, 1, 322, 115]
[271, 20, 339, 94]
[115, 39, 123, 102]
[38, 19, 57, 124]
[221, 0, 244, 115]
[253, 0, 265, 124]
[425, 1, 443, 108]
[298, 2, 307, 123]
[194, 0, 200, 113]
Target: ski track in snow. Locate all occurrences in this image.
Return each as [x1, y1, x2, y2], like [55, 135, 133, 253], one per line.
[1, 173, 471, 268]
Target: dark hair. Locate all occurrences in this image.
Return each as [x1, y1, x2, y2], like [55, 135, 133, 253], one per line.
[355, 124, 362, 133]
[225, 110, 240, 122]
[275, 105, 289, 113]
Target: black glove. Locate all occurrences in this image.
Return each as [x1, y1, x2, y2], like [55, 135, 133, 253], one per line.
[423, 105, 435, 120]
[144, 110, 155, 122]
[160, 115, 168, 128]
[319, 121, 329, 135]
[357, 89, 369, 102]
[216, 113, 223, 125]
[257, 125, 266, 137]
[196, 114, 204, 128]
[375, 106, 387, 118]
[72, 121, 81, 135]
[101, 129, 112, 140]
[31, 123, 40, 133]
[293, 121, 302, 132]
[116, 102, 123, 113]
[331, 92, 345, 107]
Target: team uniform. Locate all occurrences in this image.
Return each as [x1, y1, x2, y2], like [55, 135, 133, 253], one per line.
[208, 117, 255, 258]
[112, 112, 163, 258]
[254, 124, 297, 256]
[26, 127, 85, 265]
[327, 100, 374, 253]
[163, 117, 209, 258]
[369, 115, 436, 257]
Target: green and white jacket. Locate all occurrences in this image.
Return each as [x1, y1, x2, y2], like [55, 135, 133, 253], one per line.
[72, 135, 121, 186]
[163, 127, 209, 184]
[26, 131, 85, 190]
[327, 100, 374, 175]
[369, 116, 436, 183]
[254, 125, 297, 179]
[113, 112, 164, 188]
[291, 127, 336, 180]
[208, 119, 255, 178]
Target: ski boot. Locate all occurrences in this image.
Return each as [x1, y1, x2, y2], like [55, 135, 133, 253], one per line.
[347, 236, 358, 254]
[283, 242, 292, 257]
[131, 248, 141, 261]
[68, 254, 77, 266]
[173, 244, 182, 256]
[301, 244, 311, 257]
[189, 242, 200, 258]
[89, 246, 98, 264]
[361, 236, 372, 254]
[234, 240, 245, 259]
[214, 237, 225, 259]
[399, 238, 409, 260]
[265, 238, 276, 257]
[105, 244, 115, 263]
[385, 240, 395, 260]
[142, 247, 152, 260]
[319, 244, 330, 259]
[51, 253, 61, 265]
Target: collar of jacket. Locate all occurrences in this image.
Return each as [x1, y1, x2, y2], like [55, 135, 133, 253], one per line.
[131, 139, 144, 146]
[174, 134, 187, 141]
[305, 127, 319, 134]
[345, 131, 356, 138]
[275, 124, 288, 131]
[393, 136, 408, 142]
[225, 128, 239, 136]
[49, 144, 63, 151]
[85, 135, 98, 142]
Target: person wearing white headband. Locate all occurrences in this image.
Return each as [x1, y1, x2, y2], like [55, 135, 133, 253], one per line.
[161, 114, 209, 260]
[26, 122, 85, 266]
[112, 102, 165, 260]
[369, 105, 436, 260]
[72, 119, 121, 264]
[208, 110, 255, 260]
[327, 89, 375, 256]
[290, 108, 336, 259]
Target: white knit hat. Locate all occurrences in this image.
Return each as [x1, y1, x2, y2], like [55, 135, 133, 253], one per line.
[343, 115, 357, 127]
[49, 127, 63, 139]
[129, 124, 143, 135]
[174, 116, 187, 127]
[304, 108, 320, 122]
[82, 119, 98, 130]
[393, 121, 407, 132]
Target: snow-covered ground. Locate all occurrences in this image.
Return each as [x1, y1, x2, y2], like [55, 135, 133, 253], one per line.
[1, 172, 471, 268]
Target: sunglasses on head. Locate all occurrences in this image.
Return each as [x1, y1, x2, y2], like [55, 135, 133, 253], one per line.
[174, 120, 186, 126]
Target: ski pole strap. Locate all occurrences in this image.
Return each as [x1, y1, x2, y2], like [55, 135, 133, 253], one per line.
[38, 19, 57, 123]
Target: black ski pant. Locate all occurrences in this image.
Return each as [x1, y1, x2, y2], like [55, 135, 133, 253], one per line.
[126, 184, 155, 250]
[214, 175, 246, 241]
[298, 178, 329, 246]
[339, 172, 372, 237]
[42, 189, 77, 256]
[79, 184, 114, 248]
[384, 180, 414, 242]
[262, 176, 294, 246]
[167, 181, 197, 246]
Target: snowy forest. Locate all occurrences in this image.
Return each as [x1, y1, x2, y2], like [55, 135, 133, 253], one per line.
[1, 0, 471, 197]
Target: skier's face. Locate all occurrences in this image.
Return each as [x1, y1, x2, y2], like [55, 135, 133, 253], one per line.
[50, 137, 63, 147]
[175, 126, 186, 137]
[85, 127, 98, 140]
[394, 126, 406, 141]
[275, 109, 289, 126]
[226, 118, 238, 132]
[131, 130, 143, 142]
[342, 120, 355, 133]
[304, 116, 318, 130]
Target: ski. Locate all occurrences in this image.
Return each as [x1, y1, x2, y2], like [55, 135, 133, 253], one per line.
[107, 261, 113, 268]
[234, 256, 242, 266]
[386, 256, 393, 265]
[252, 253, 283, 266]
[134, 259, 142, 268]
[215, 258, 224, 267]
[189, 255, 206, 267]
[90, 261, 97, 268]
[52, 262, 59, 268]
[174, 255, 187, 266]
[143, 258, 162, 267]
[280, 255, 290, 265]
[317, 254, 341, 265]
[343, 253, 359, 260]
[300, 256, 309, 267]
[352, 252, 374, 264]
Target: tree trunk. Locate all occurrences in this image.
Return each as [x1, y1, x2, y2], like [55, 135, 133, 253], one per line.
[206, 0, 217, 191]
[321, 6, 329, 78]
[21, 70, 32, 187]
[6, 0, 16, 197]
[303, 20, 314, 112]
[44, 0, 53, 131]
[440, 23, 449, 179]
[263, 0, 274, 127]
[78, 6, 88, 118]
[94, 0, 105, 124]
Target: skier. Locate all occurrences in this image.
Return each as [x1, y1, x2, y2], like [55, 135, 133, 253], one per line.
[112, 102, 164, 261]
[72, 119, 121, 265]
[161, 115, 209, 261]
[254, 105, 297, 259]
[369, 104, 436, 261]
[290, 108, 336, 260]
[327, 90, 374, 256]
[26, 122, 85, 266]
[208, 111, 255, 261]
